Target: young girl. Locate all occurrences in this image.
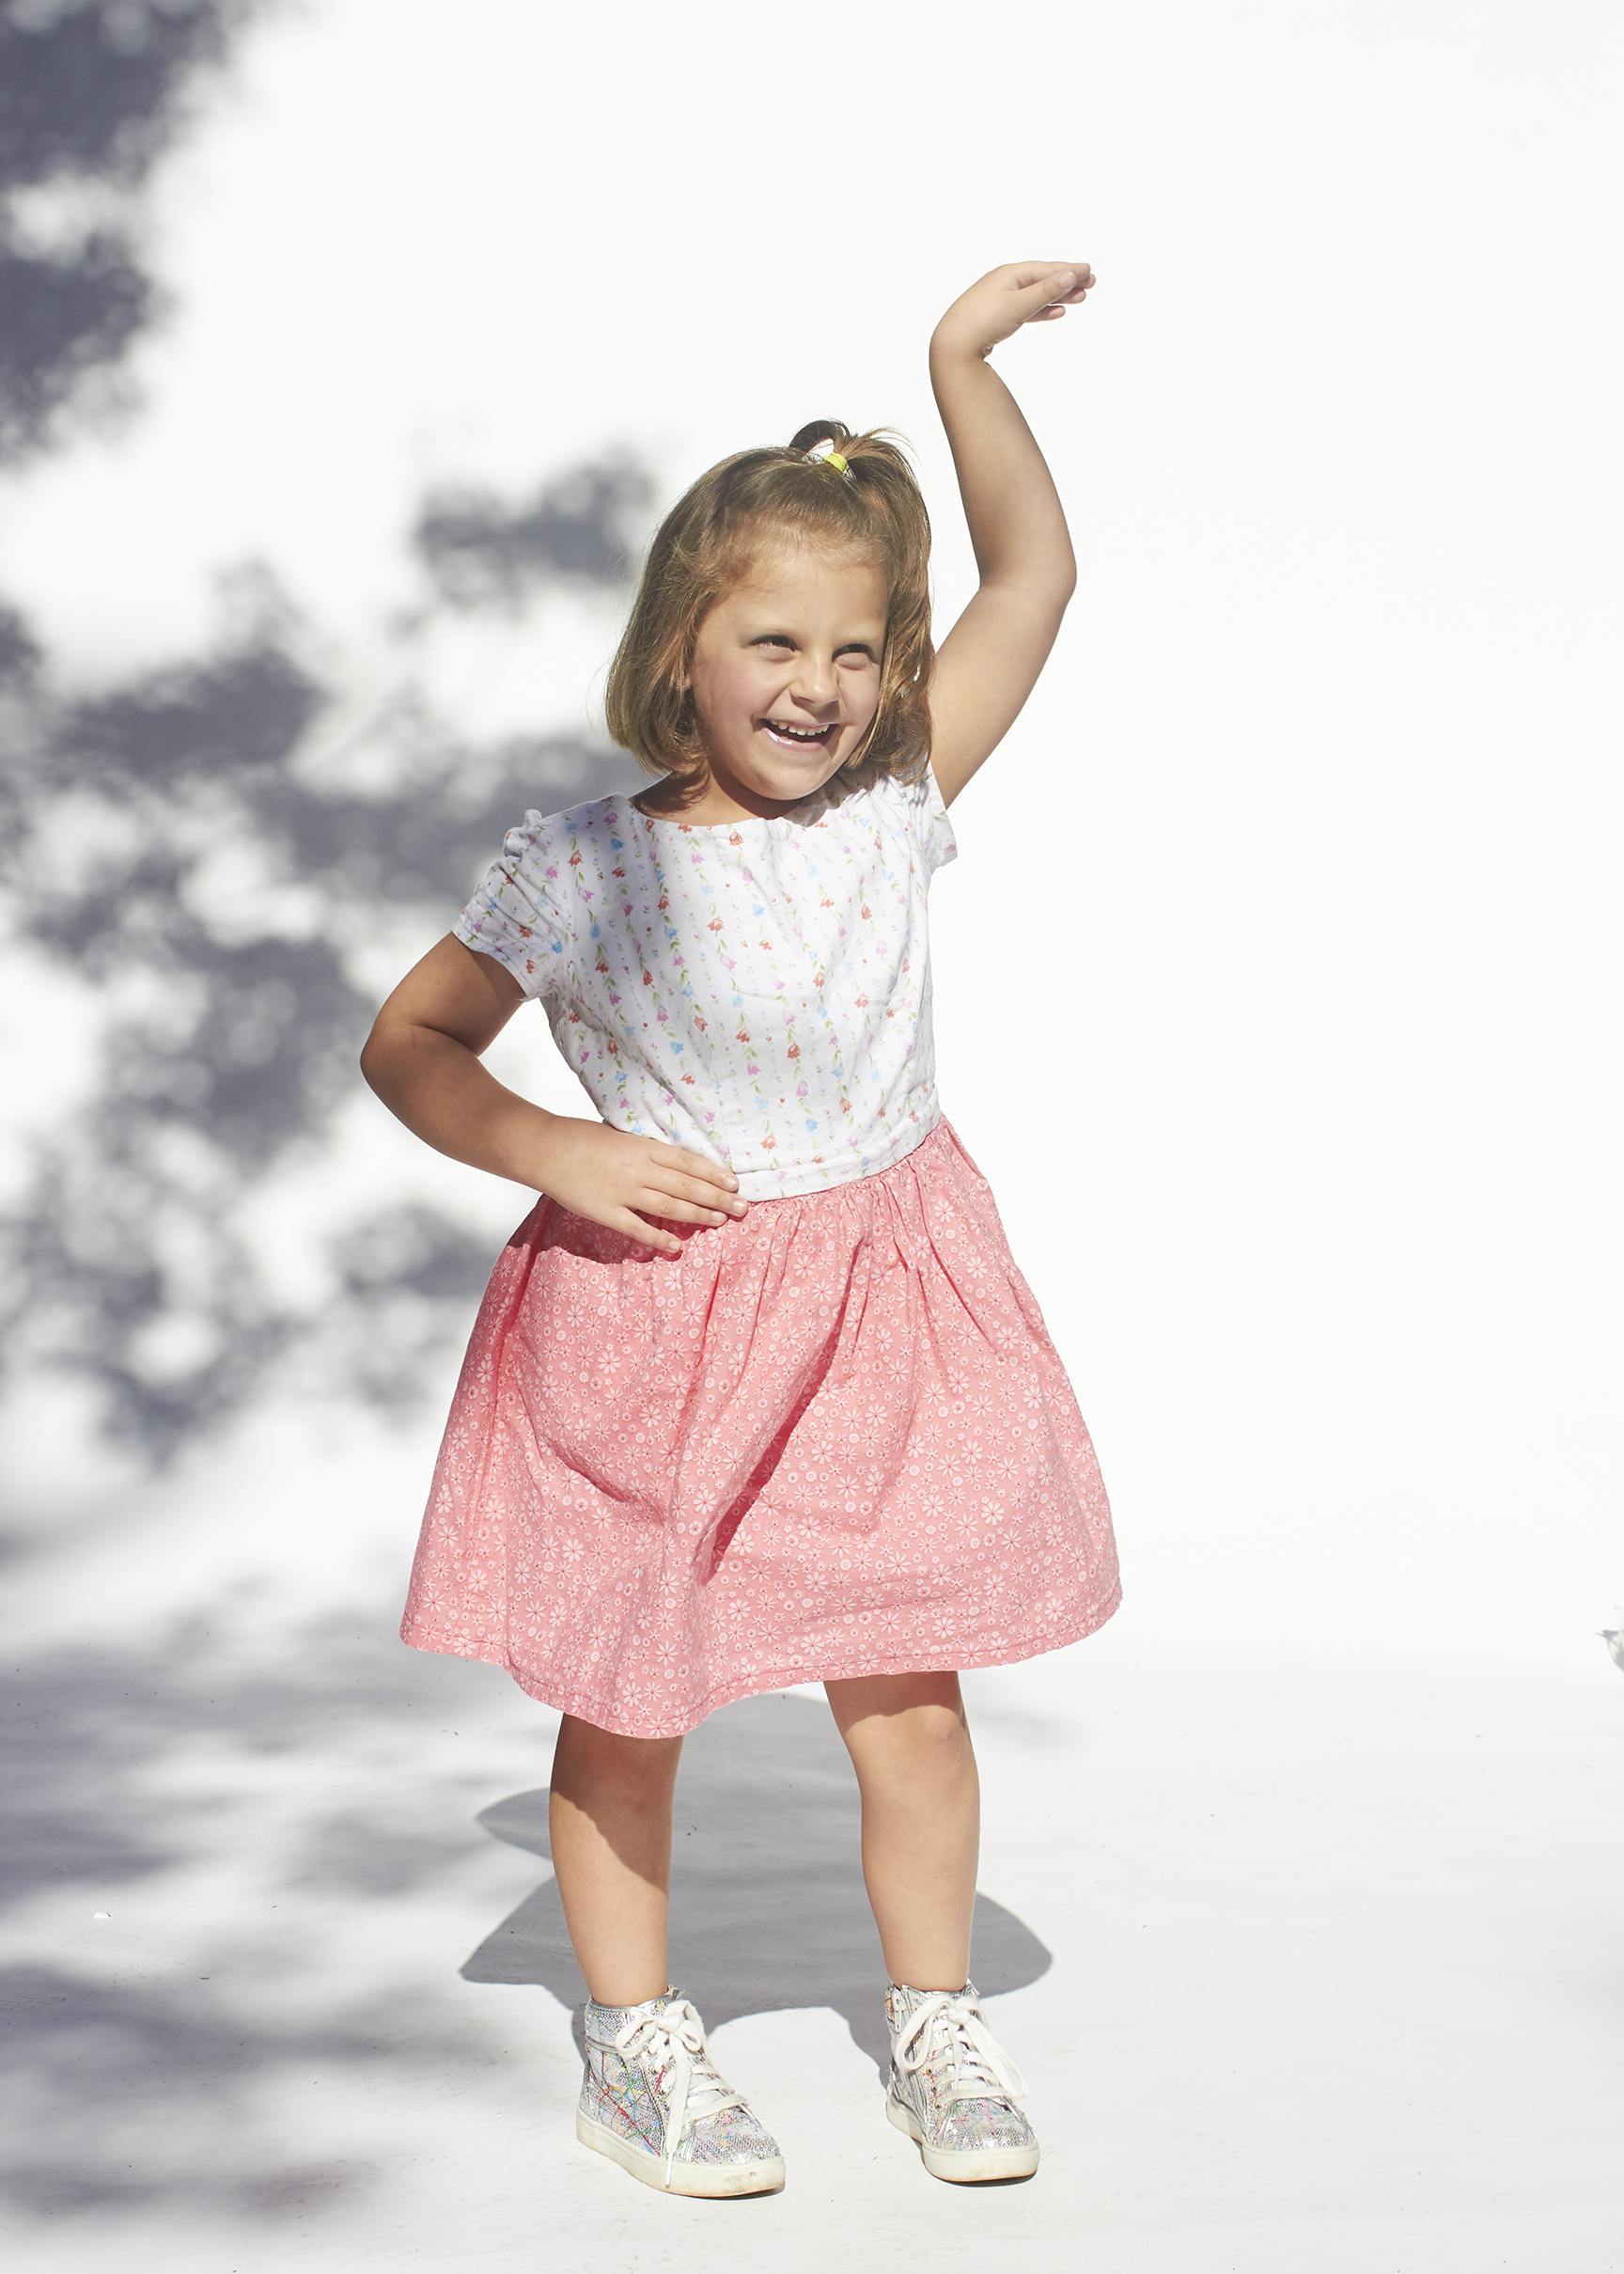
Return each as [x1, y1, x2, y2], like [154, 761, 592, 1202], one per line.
[361, 261, 1120, 2197]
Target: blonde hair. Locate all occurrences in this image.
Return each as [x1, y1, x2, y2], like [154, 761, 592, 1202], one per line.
[604, 421, 933, 801]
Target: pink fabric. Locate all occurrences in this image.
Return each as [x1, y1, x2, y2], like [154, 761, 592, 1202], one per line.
[401, 1118, 1120, 1737]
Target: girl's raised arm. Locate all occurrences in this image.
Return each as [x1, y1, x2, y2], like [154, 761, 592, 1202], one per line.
[926, 260, 1094, 808]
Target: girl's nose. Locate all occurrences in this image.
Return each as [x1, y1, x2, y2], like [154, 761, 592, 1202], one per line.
[790, 654, 838, 708]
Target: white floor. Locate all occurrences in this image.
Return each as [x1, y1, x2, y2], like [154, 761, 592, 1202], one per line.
[4, 1405, 1621, 2273]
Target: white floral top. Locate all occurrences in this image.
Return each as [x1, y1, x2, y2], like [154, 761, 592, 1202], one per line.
[453, 759, 959, 1200]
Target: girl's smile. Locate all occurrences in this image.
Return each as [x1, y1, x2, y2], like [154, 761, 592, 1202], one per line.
[680, 541, 889, 824]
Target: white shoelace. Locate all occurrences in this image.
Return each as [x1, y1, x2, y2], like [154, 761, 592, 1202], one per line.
[891, 1989, 1029, 2110]
[614, 1997, 746, 2184]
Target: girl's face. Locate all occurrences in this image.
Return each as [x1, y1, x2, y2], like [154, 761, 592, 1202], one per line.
[682, 539, 888, 823]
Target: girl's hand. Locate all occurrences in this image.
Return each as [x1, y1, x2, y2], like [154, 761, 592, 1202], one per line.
[931, 261, 1095, 365]
[360, 936, 746, 1257]
[532, 1117, 747, 1257]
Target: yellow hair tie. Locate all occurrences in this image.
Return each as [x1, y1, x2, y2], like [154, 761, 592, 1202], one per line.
[804, 438, 854, 482]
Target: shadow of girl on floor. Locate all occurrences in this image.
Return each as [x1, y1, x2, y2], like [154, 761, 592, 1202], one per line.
[461, 1690, 1052, 2073]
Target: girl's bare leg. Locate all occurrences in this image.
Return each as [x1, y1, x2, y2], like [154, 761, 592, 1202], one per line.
[824, 1671, 979, 1990]
[548, 1714, 683, 2007]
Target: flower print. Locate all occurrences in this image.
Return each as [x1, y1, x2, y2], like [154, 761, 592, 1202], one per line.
[612, 867, 626, 879]
[569, 851, 582, 867]
[708, 917, 724, 932]
[787, 1041, 800, 1060]
[861, 904, 871, 919]
[736, 1027, 750, 1043]
[729, 829, 743, 845]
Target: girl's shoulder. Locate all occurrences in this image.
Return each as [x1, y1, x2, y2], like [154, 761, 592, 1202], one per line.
[491, 791, 635, 866]
[831, 756, 958, 878]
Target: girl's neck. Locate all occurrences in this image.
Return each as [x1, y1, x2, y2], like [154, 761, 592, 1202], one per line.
[631, 769, 842, 828]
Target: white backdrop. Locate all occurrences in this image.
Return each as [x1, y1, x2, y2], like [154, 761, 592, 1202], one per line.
[12, 0, 1610, 1679]
[1, 7, 1620, 2266]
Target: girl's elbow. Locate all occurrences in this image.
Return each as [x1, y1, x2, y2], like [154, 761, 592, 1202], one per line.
[359, 1022, 395, 1095]
[1028, 560, 1076, 635]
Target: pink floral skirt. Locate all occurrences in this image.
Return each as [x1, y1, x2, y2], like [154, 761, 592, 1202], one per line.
[400, 1117, 1120, 1737]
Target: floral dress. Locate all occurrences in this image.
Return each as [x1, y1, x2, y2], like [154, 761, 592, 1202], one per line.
[401, 759, 1120, 1734]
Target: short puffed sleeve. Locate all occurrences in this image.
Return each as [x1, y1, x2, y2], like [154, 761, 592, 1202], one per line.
[452, 810, 572, 997]
[867, 759, 958, 883]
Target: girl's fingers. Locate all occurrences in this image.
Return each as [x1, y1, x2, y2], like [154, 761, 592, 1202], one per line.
[635, 1192, 727, 1226]
[651, 1140, 740, 1191]
[610, 1196, 750, 1255]
[666, 1169, 744, 1209]
[642, 1154, 746, 1215]
[1018, 262, 1094, 304]
[612, 1209, 679, 1254]
[642, 1178, 745, 1216]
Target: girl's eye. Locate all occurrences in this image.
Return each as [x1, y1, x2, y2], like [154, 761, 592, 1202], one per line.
[753, 635, 794, 651]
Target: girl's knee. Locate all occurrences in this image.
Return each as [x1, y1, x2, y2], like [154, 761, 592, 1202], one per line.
[827, 1670, 964, 1725]
[897, 1702, 973, 1762]
[554, 1714, 682, 1794]
[829, 1678, 974, 1779]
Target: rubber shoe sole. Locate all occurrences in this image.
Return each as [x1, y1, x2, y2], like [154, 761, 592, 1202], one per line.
[576, 2109, 785, 2196]
[886, 2091, 1040, 2183]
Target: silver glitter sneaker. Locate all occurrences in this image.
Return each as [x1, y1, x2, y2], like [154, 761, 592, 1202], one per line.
[884, 1980, 1040, 2183]
[577, 1989, 786, 2197]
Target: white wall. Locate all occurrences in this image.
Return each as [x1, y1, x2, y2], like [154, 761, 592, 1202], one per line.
[1, 0, 1617, 1680]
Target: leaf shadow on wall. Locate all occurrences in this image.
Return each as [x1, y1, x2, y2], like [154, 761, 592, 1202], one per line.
[461, 1691, 1053, 2074]
[0, 9, 664, 1470]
